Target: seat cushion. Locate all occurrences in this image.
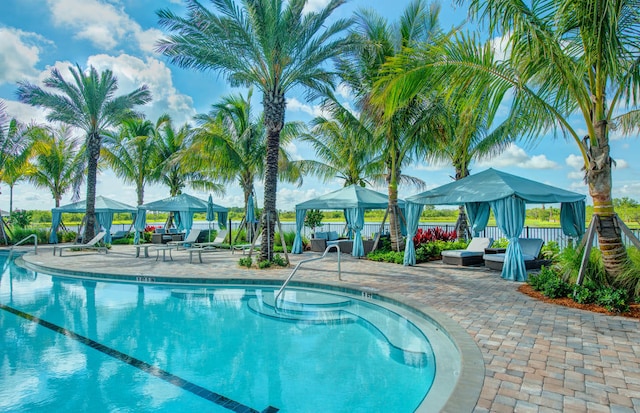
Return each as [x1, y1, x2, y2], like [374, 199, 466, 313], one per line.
[327, 231, 340, 241]
[483, 253, 537, 263]
[315, 232, 328, 240]
[466, 237, 493, 251]
[442, 250, 484, 258]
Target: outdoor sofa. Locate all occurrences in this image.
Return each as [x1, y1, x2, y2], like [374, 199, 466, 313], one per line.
[483, 238, 548, 271]
[441, 237, 493, 266]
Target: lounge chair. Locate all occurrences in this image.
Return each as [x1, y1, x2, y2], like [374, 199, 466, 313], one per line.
[232, 236, 262, 255]
[53, 231, 108, 256]
[192, 230, 228, 249]
[167, 229, 201, 250]
[441, 237, 493, 266]
[483, 238, 545, 271]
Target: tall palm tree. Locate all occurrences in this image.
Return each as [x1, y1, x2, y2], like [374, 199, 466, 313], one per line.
[28, 125, 85, 208]
[336, 0, 443, 250]
[0, 117, 34, 213]
[17, 64, 151, 241]
[192, 89, 304, 226]
[376, 1, 640, 277]
[157, 0, 351, 260]
[102, 116, 163, 206]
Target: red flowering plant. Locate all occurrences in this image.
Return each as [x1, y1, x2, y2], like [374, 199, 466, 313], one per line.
[145, 225, 160, 233]
[413, 227, 456, 249]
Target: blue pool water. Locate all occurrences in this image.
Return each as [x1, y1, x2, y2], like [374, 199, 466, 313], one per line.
[0, 258, 440, 412]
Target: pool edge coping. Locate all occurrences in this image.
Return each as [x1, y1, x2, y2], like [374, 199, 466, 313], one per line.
[19, 253, 484, 413]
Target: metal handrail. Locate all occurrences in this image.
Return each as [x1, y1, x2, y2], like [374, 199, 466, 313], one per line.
[4, 234, 38, 270]
[274, 244, 342, 307]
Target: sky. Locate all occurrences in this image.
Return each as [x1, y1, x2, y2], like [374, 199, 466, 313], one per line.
[0, 0, 638, 213]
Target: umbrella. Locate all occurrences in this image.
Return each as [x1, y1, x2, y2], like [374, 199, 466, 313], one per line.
[247, 194, 255, 242]
[207, 194, 215, 242]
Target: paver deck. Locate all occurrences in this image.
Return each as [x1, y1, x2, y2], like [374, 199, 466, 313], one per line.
[16, 245, 640, 412]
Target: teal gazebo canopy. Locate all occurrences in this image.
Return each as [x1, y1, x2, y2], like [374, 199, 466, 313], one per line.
[404, 168, 586, 281]
[50, 195, 137, 244]
[133, 193, 228, 244]
[292, 184, 405, 257]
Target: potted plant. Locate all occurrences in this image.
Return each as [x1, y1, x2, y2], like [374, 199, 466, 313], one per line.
[304, 209, 324, 238]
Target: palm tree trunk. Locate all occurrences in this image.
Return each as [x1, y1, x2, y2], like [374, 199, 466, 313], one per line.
[9, 184, 13, 215]
[454, 166, 470, 239]
[387, 154, 404, 252]
[260, 90, 285, 261]
[84, 132, 101, 241]
[587, 120, 628, 278]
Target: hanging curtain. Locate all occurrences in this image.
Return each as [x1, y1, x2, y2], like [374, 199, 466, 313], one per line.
[491, 196, 527, 281]
[174, 212, 183, 231]
[133, 209, 147, 245]
[96, 211, 114, 243]
[218, 211, 228, 229]
[292, 209, 306, 254]
[399, 206, 407, 236]
[560, 201, 586, 239]
[348, 207, 365, 257]
[178, 211, 193, 239]
[465, 202, 491, 237]
[343, 209, 352, 238]
[403, 202, 424, 266]
[49, 210, 62, 243]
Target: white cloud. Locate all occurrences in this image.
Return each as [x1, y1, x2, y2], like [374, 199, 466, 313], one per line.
[45, 0, 161, 54]
[614, 159, 629, 169]
[2, 100, 50, 125]
[615, 181, 640, 200]
[491, 32, 511, 62]
[303, 0, 332, 14]
[87, 54, 196, 125]
[0, 27, 48, 85]
[413, 160, 448, 171]
[477, 144, 558, 169]
[287, 97, 328, 118]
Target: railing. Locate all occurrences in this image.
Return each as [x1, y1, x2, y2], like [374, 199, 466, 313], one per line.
[5, 234, 38, 269]
[274, 244, 342, 308]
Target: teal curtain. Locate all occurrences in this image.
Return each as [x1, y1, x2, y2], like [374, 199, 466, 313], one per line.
[348, 207, 365, 257]
[560, 201, 586, 239]
[403, 202, 424, 266]
[96, 211, 114, 243]
[218, 211, 228, 229]
[343, 209, 352, 238]
[491, 196, 527, 281]
[133, 209, 147, 244]
[292, 209, 306, 254]
[174, 212, 183, 231]
[178, 211, 193, 239]
[465, 202, 491, 236]
[399, 206, 407, 236]
[49, 211, 62, 243]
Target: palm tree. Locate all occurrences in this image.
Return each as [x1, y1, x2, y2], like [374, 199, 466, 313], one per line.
[101, 116, 162, 206]
[300, 97, 388, 187]
[376, 1, 640, 278]
[156, 0, 351, 261]
[154, 116, 224, 197]
[28, 125, 85, 208]
[192, 89, 304, 227]
[0, 117, 34, 213]
[335, 0, 443, 250]
[17, 64, 151, 241]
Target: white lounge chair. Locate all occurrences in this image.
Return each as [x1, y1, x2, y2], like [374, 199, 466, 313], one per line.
[441, 237, 493, 266]
[192, 230, 228, 249]
[232, 236, 262, 255]
[53, 231, 108, 256]
[483, 238, 545, 271]
[167, 229, 201, 250]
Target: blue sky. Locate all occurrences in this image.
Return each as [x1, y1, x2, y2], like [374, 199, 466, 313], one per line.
[0, 0, 638, 213]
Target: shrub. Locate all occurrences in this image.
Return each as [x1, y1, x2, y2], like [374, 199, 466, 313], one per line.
[238, 257, 252, 268]
[271, 254, 288, 267]
[9, 210, 33, 228]
[595, 287, 630, 313]
[573, 283, 596, 304]
[367, 250, 404, 264]
[528, 267, 557, 291]
[258, 259, 272, 269]
[528, 266, 571, 298]
[413, 227, 456, 248]
[9, 227, 48, 244]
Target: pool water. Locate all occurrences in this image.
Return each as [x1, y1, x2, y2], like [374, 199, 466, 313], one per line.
[0, 259, 437, 412]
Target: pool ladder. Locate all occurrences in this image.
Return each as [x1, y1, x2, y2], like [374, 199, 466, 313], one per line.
[2, 234, 38, 273]
[274, 244, 342, 308]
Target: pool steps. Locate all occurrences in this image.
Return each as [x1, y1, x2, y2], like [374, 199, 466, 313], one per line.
[247, 291, 433, 367]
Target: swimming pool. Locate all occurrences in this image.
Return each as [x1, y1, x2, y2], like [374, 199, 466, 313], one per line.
[3, 254, 480, 412]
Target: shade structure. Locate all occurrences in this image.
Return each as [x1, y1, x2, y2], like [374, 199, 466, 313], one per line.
[404, 168, 586, 282]
[50, 195, 137, 244]
[134, 193, 228, 244]
[292, 184, 405, 257]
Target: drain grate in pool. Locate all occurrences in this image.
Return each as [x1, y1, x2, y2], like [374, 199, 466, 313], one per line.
[0, 303, 279, 413]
